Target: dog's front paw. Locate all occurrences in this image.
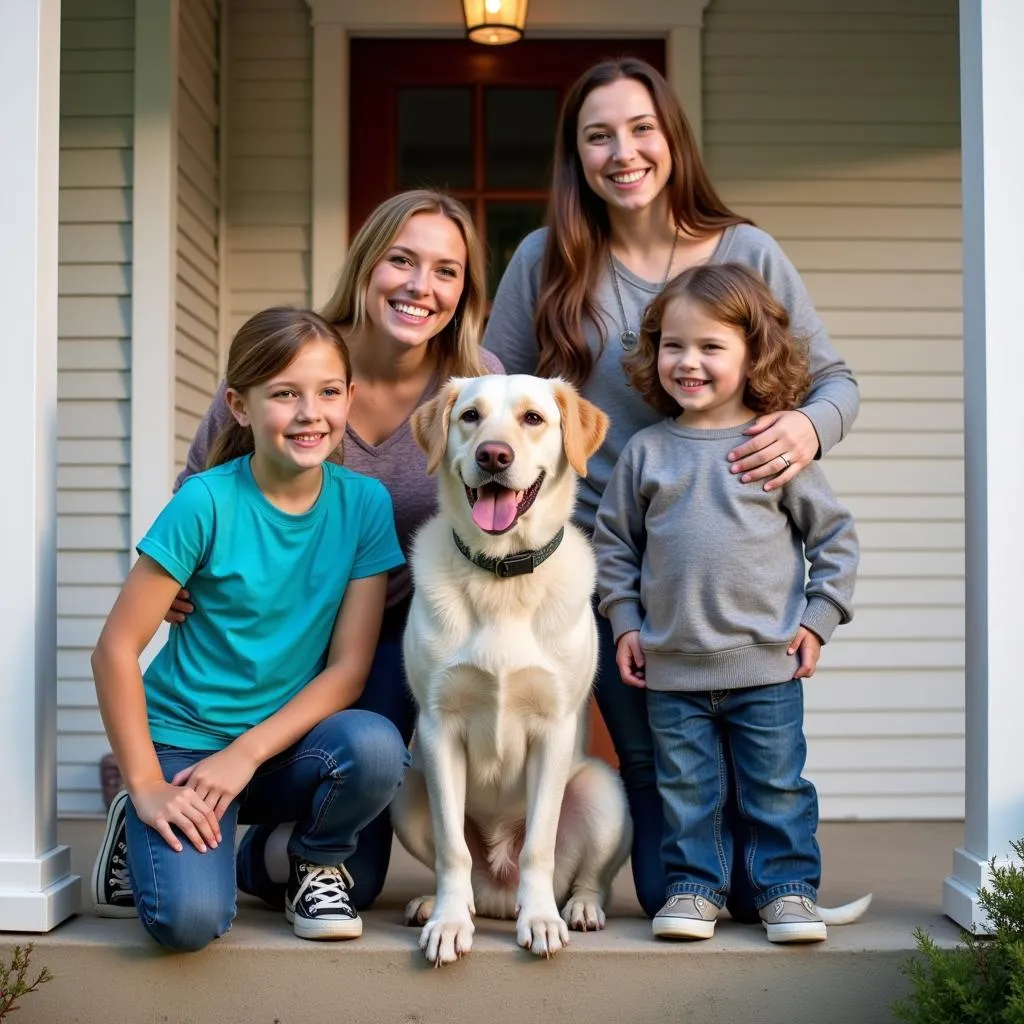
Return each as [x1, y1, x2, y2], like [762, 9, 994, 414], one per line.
[516, 903, 570, 958]
[561, 889, 606, 932]
[404, 894, 436, 926]
[419, 908, 475, 967]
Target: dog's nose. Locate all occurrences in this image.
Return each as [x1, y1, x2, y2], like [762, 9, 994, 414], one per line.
[475, 441, 514, 474]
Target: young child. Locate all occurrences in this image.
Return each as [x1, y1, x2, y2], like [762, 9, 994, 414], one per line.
[593, 264, 858, 944]
[90, 307, 408, 951]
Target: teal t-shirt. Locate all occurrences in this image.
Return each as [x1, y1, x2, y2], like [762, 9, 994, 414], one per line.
[137, 456, 404, 750]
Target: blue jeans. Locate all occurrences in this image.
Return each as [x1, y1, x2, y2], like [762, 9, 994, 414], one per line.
[593, 609, 762, 920]
[125, 709, 408, 952]
[236, 599, 417, 911]
[344, 599, 418, 904]
[646, 681, 820, 910]
[593, 608, 666, 917]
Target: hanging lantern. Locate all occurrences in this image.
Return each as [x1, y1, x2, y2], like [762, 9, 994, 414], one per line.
[461, 0, 529, 46]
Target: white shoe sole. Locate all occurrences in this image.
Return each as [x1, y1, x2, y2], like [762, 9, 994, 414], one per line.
[763, 921, 827, 943]
[92, 790, 138, 919]
[652, 915, 716, 940]
[285, 905, 363, 940]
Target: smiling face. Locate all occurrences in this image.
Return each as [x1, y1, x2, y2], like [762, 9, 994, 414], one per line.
[413, 375, 609, 547]
[448, 377, 564, 537]
[228, 336, 354, 482]
[656, 297, 754, 429]
[576, 77, 673, 217]
[364, 211, 467, 350]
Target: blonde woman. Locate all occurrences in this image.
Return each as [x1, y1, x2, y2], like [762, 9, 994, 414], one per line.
[93, 191, 502, 920]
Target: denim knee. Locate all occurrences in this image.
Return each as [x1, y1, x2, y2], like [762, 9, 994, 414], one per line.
[329, 710, 409, 803]
[138, 893, 234, 953]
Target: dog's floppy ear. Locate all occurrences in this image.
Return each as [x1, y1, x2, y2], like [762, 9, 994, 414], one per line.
[552, 379, 610, 477]
[411, 379, 461, 475]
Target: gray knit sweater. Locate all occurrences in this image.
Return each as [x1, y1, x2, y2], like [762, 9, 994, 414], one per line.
[483, 224, 860, 533]
[594, 418, 859, 692]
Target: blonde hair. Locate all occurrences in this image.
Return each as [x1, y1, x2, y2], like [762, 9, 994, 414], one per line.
[319, 190, 487, 378]
[207, 307, 351, 469]
[624, 263, 811, 418]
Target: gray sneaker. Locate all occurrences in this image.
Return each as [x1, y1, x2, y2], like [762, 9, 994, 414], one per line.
[759, 895, 827, 943]
[652, 894, 718, 940]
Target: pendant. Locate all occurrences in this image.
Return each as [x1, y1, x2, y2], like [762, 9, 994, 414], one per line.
[620, 328, 639, 351]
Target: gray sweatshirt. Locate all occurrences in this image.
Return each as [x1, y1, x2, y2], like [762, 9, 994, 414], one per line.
[594, 419, 859, 692]
[174, 349, 504, 608]
[483, 224, 860, 532]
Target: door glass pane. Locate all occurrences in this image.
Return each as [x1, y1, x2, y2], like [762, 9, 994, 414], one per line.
[486, 202, 547, 297]
[485, 89, 558, 190]
[398, 88, 473, 190]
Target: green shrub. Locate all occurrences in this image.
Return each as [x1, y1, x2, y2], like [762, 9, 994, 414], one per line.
[0, 943, 53, 1021]
[893, 838, 1024, 1023]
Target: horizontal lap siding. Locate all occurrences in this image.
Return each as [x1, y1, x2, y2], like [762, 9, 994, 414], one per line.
[57, 0, 134, 816]
[225, 0, 312, 337]
[704, 0, 963, 819]
[177, 0, 221, 472]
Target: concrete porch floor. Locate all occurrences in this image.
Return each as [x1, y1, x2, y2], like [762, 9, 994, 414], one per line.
[1, 820, 965, 1024]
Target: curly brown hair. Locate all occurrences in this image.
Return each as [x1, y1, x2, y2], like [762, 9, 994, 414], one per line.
[624, 263, 811, 419]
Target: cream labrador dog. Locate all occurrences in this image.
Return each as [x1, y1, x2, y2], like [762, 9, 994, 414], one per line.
[393, 374, 631, 967]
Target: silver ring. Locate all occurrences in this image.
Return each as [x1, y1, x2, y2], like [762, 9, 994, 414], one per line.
[779, 453, 791, 469]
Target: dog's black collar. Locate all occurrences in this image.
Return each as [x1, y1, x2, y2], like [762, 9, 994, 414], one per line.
[451, 527, 565, 579]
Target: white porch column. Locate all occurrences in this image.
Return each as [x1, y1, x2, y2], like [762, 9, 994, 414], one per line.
[311, 21, 349, 310]
[0, 0, 80, 932]
[943, 0, 1024, 932]
[131, 0, 179, 543]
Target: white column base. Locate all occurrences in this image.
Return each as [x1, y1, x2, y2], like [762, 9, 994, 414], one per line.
[0, 847, 79, 933]
[943, 846, 1021, 935]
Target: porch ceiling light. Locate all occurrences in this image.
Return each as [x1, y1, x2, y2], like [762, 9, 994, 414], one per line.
[462, 0, 529, 45]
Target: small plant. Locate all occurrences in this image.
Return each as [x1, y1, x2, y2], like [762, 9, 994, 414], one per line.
[892, 837, 1024, 1023]
[0, 943, 53, 1021]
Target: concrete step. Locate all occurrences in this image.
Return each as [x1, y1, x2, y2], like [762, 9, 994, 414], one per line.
[2, 821, 965, 1024]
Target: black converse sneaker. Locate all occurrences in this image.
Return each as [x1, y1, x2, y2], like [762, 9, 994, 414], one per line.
[92, 789, 137, 918]
[285, 857, 362, 940]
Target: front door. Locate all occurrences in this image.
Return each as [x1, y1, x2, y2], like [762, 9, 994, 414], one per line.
[349, 38, 666, 297]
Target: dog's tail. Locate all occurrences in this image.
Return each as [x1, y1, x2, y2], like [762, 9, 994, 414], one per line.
[817, 893, 872, 925]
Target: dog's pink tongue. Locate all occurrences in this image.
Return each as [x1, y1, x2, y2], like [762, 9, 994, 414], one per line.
[472, 485, 518, 533]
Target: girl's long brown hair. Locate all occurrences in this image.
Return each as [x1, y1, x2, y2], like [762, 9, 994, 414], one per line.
[624, 263, 811, 418]
[206, 307, 352, 469]
[318, 190, 487, 379]
[537, 58, 750, 387]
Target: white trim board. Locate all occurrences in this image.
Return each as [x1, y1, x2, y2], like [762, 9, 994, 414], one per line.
[308, 0, 710, 32]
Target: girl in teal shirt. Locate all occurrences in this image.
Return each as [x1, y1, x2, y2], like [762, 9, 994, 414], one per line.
[90, 307, 407, 950]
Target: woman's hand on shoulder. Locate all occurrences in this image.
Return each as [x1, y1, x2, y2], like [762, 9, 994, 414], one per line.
[727, 410, 819, 491]
[171, 742, 260, 821]
[130, 778, 222, 853]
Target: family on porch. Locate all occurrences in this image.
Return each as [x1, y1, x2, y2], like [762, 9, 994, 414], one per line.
[89, 56, 860, 955]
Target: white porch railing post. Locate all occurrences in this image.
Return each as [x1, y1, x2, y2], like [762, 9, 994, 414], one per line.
[944, 0, 1024, 932]
[0, 0, 80, 932]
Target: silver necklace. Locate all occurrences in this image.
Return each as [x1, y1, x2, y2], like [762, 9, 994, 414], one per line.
[607, 229, 680, 351]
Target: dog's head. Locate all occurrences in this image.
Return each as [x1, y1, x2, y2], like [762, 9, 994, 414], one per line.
[412, 374, 609, 549]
